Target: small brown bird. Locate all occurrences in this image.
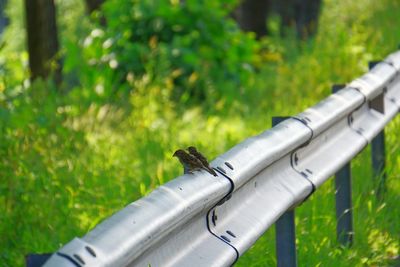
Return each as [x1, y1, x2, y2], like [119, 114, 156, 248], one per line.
[173, 149, 216, 176]
[188, 146, 217, 176]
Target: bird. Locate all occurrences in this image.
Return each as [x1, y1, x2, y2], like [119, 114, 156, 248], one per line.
[187, 146, 217, 176]
[173, 149, 216, 176]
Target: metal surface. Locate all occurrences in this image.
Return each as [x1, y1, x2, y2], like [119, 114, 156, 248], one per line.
[292, 87, 367, 188]
[43, 50, 400, 267]
[349, 61, 396, 99]
[44, 172, 234, 267]
[386, 75, 400, 109]
[385, 51, 400, 70]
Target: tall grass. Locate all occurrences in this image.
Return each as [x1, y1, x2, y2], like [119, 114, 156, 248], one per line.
[236, 0, 400, 265]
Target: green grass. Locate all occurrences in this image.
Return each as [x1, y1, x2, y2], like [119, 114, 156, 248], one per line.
[1, 0, 400, 266]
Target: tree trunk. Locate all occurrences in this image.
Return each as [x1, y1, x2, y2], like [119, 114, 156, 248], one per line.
[0, 0, 9, 36]
[85, 0, 104, 14]
[233, 0, 270, 39]
[277, 0, 296, 35]
[277, 0, 322, 39]
[24, 0, 61, 84]
[85, 0, 106, 25]
[295, 0, 321, 39]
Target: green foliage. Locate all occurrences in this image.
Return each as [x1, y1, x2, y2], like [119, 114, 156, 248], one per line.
[0, 80, 85, 265]
[0, 0, 400, 266]
[79, 0, 259, 105]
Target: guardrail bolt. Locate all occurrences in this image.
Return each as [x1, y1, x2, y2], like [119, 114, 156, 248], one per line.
[211, 210, 218, 226]
[349, 115, 354, 125]
[225, 162, 234, 170]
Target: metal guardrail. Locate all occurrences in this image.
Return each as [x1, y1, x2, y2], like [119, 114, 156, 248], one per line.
[42, 50, 400, 267]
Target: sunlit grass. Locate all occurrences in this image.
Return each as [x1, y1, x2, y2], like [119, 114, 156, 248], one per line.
[236, 0, 400, 265]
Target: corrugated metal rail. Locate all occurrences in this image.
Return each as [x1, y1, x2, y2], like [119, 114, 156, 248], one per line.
[43, 50, 400, 267]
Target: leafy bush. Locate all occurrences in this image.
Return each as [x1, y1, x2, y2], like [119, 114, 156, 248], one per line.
[80, 0, 260, 105]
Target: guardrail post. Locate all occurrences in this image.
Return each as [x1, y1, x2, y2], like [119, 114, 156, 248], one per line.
[26, 254, 52, 267]
[332, 85, 354, 246]
[371, 131, 386, 196]
[369, 61, 387, 198]
[273, 116, 297, 267]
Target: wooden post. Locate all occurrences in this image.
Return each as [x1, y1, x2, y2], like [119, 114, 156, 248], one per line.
[24, 0, 61, 84]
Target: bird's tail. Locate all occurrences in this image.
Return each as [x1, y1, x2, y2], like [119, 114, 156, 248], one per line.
[206, 167, 217, 176]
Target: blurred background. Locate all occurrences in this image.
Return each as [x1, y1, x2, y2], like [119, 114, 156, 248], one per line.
[0, 0, 399, 266]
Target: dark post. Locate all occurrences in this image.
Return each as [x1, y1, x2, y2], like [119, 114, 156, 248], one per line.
[371, 131, 386, 196]
[24, 0, 61, 84]
[332, 84, 354, 246]
[26, 253, 52, 267]
[84, 0, 106, 25]
[85, 0, 104, 14]
[273, 116, 297, 267]
[232, 0, 270, 39]
[369, 61, 387, 198]
[335, 163, 353, 245]
[275, 210, 297, 267]
[276, 0, 322, 39]
[0, 0, 9, 36]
